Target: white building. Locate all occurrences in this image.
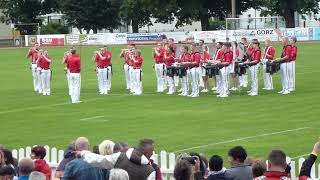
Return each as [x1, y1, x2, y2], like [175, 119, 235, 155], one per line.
[0, 10, 12, 39]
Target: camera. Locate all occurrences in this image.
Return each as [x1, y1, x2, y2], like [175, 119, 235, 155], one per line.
[182, 156, 197, 165]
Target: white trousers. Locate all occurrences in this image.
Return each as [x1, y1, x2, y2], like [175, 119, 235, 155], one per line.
[155, 63, 165, 92]
[129, 66, 134, 91]
[97, 67, 112, 94]
[41, 69, 51, 95]
[262, 60, 273, 89]
[166, 75, 175, 93]
[180, 76, 188, 94]
[174, 76, 179, 87]
[123, 64, 130, 89]
[69, 73, 81, 103]
[190, 67, 200, 95]
[36, 67, 43, 92]
[66, 70, 71, 95]
[31, 64, 38, 91]
[239, 72, 248, 87]
[133, 69, 142, 95]
[219, 67, 229, 95]
[198, 67, 204, 87]
[288, 61, 295, 90]
[249, 64, 259, 94]
[280, 63, 290, 92]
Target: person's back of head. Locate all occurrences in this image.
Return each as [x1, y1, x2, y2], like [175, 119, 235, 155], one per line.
[1, 149, 14, 166]
[99, 140, 115, 155]
[268, 150, 287, 172]
[75, 137, 89, 151]
[252, 160, 267, 178]
[174, 160, 192, 180]
[31, 146, 46, 160]
[228, 146, 247, 166]
[29, 171, 46, 180]
[0, 165, 15, 180]
[113, 142, 129, 153]
[138, 139, 154, 159]
[18, 158, 34, 176]
[109, 169, 129, 180]
[209, 155, 223, 172]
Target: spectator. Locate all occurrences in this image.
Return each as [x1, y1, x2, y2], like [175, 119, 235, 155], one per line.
[0, 150, 5, 167]
[175, 153, 203, 180]
[254, 150, 289, 180]
[54, 143, 76, 179]
[207, 155, 229, 180]
[29, 171, 46, 180]
[30, 146, 51, 180]
[113, 142, 129, 153]
[199, 154, 209, 178]
[174, 160, 192, 180]
[62, 137, 107, 180]
[109, 169, 129, 180]
[299, 141, 320, 180]
[93, 145, 100, 154]
[79, 139, 155, 180]
[18, 158, 34, 180]
[2, 149, 18, 174]
[99, 140, 115, 155]
[190, 152, 206, 179]
[0, 165, 15, 180]
[225, 146, 253, 180]
[252, 160, 267, 178]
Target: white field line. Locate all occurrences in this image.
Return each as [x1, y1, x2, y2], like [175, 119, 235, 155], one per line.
[174, 127, 309, 153]
[80, 116, 104, 121]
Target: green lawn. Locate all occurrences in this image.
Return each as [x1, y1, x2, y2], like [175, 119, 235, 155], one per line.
[0, 43, 319, 163]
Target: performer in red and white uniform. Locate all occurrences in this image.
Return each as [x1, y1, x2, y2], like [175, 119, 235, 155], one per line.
[276, 37, 292, 95]
[62, 47, 75, 95]
[67, 49, 81, 103]
[120, 44, 133, 90]
[178, 46, 191, 96]
[289, 37, 298, 91]
[153, 43, 166, 92]
[239, 37, 252, 88]
[229, 42, 240, 91]
[200, 45, 210, 93]
[212, 42, 224, 94]
[26, 43, 40, 92]
[94, 47, 112, 95]
[216, 42, 233, 98]
[262, 39, 276, 90]
[164, 46, 176, 95]
[168, 39, 179, 88]
[244, 39, 261, 96]
[131, 50, 143, 95]
[189, 44, 201, 97]
[38, 50, 52, 96]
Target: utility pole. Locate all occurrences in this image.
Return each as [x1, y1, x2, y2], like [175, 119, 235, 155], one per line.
[231, 0, 236, 18]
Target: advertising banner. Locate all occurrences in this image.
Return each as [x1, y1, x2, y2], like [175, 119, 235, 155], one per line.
[38, 35, 65, 46]
[66, 34, 80, 45]
[127, 33, 164, 44]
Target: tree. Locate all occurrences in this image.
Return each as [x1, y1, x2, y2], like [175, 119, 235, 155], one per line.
[119, 0, 152, 33]
[40, 23, 69, 34]
[61, 0, 121, 33]
[260, 0, 320, 28]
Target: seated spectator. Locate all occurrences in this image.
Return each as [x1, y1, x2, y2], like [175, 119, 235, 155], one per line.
[79, 139, 155, 180]
[174, 160, 192, 180]
[0, 165, 15, 180]
[207, 155, 228, 180]
[113, 142, 129, 153]
[299, 141, 320, 180]
[29, 171, 46, 180]
[252, 160, 267, 178]
[254, 150, 289, 180]
[109, 169, 129, 180]
[54, 143, 76, 179]
[225, 146, 253, 180]
[18, 158, 34, 180]
[30, 146, 51, 180]
[99, 140, 115, 155]
[62, 137, 107, 180]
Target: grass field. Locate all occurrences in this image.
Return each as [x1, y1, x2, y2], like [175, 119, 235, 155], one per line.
[0, 43, 319, 163]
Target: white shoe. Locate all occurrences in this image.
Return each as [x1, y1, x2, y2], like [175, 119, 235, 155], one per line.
[243, 84, 248, 88]
[182, 93, 188, 96]
[265, 88, 273, 90]
[289, 88, 294, 92]
[247, 90, 252, 93]
[72, 101, 82, 104]
[178, 93, 184, 96]
[191, 94, 199, 98]
[219, 94, 228, 98]
[282, 91, 290, 95]
[167, 91, 174, 95]
[262, 87, 268, 90]
[188, 93, 194, 97]
[201, 89, 209, 93]
[214, 90, 221, 94]
[249, 93, 258, 96]
[211, 87, 217, 91]
[229, 87, 237, 91]
[178, 88, 183, 93]
[278, 90, 284, 94]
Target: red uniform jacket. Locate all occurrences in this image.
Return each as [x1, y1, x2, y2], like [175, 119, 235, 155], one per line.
[165, 53, 175, 67]
[133, 56, 143, 69]
[191, 51, 201, 67]
[291, 45, 297, 61]
[28, 49, 39, 63]
[281, 45, 292, 62]
[33, 159, 52, 180]
[67, 55, 81, 73]
[203, 51, 210, 63]
[263, 46, 275, 60]
[251, 48, 261, 63]
[153, 48, 165, 63]
[214, 48, 224, 61]
[222, 50, 233, 64]
[38, 56, 51, 70]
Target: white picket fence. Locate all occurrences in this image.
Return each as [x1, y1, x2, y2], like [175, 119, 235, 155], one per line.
[11, 146, 318, 180]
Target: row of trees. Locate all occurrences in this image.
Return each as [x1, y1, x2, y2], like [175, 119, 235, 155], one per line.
[1, 0, 319, 34]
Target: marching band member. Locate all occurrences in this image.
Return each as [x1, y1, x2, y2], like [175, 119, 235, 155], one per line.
[239, 37, 252, 88]
[120, 45, 133, 90]
[212, 42, 224, 94]
[189, 44, 201, 97]
[262, 39, 276, 90]
[178, 46, 191, 96]
[62, 47, 75, 95]
[164, 46, 176, 95]
[289, 37, 297, 91]
[67, 49, 81, 103]
[244, 39, 261, 96]
[200, 45, 210, 93]
[229, 42, 240, 91]
[26, 43, 40, 92]
[275, 37, 292, 95]
[131, 50, 143, 95]
[37, 50, 52, 96]
[168, 39, 179, 88]
[216, 42, 233, 98]
[94, 47, 112, 95]
[129, 45, 138, 93]
[198, 40, 205, 88]
[153, 43, 166, 92]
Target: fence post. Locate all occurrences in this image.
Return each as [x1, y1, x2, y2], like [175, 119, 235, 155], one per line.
[58, 150, 64, 163]
[18, 148, 25, 161]
[12, 149, 18, 159]
[151, 153, 159, 166]
[169, 153, 175, 180]
[44, 145, 50, 163]
[290, 160, 296, 179]
[51, 147, 58, 165]
[160, 151, 168, 180]
[26, 146, 31, 158]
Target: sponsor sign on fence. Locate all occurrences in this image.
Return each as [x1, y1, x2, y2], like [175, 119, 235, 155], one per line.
[127, 33, 165, 44]
[38, 35, 65, 46]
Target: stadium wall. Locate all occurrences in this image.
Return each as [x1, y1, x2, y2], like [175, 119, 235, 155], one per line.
[24, 27, 320, 47]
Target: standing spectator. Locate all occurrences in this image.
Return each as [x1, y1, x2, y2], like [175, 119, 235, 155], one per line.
[29, 171, 46, 180]
[252, 160, 267, 178]
[0, 150, 5, 167]
[0, 165, 15, 180]
[299, 141, 320, 180]
[225, 146, 253, 180]
[54, 143, 76, 179]
[254, 150, 289, 180]
[113, 142, 129, 153]
[2, 149, 18, 174]
[30, 146, 51, 180]
[174, 160, 192, 180]
[99, 140, 115, 155]
[18, 158, 34, 180]
[62, 137, 107, 180]
[109, 169, 129, 180]
[189, 152, 206, 179]
[207, 155, 229, 180]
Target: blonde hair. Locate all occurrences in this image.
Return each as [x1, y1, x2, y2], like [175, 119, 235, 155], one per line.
[99, 140, 115, 155]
